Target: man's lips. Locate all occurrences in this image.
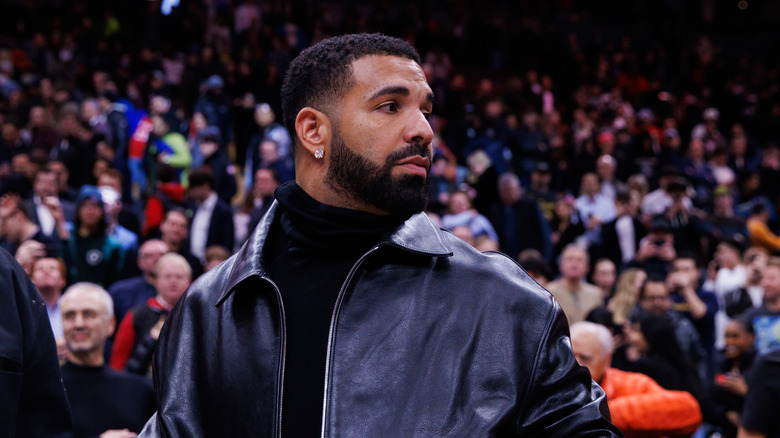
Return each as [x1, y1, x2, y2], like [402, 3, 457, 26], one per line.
[395, 156, 430, 177]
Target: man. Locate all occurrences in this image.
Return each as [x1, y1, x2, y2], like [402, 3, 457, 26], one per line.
[60, 283, 155, 438]
[195, 129, 237, 203]
[668, 254, 719, 362]
[0, 193, 60, 269]
[743, 259, 780, 355]
[245, 167, 280, 238]
[711, 239, 747, 350]
[29, 257, 68, 356]
[574, 172, 617, 240]
[546, 244, 604, 325]
[0, 247, 73, 438]
[591, 258, 617, 301]
[570, 321, 701, 438]
[185, 167, 234, 265]
[140, 34, 619, 437]
[111, 253, 192, 375]
[158, 209, 202, 279]
[598, 189, 646, 270]
[108, 239, 170, 327]
[244, 102, 293, 190]
[24, 168, 75, 237]
[487, 172, 551, 260]
[637, 275, 709, 381]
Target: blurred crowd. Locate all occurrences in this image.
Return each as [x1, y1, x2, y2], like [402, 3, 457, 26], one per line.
[2, 0, 780, 437]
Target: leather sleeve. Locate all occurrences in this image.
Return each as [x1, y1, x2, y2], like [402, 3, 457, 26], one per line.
[514, 300, 623, 437]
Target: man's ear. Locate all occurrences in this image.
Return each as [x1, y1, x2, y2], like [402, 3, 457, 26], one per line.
[294, 107, 331, 159]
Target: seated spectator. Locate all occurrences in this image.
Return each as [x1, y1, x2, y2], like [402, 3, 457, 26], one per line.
[24, 167, 76, 238]
[97, 168, 141, 239]
[710, 239, 747, 351]
[518, 248, 552, 288]
[574, 172, 616, 244]
[590, 258, 617, 302]
[60, 282, 156, 438]
[108, 239, 170, 326]
[706, 318, 757, 438]
[488, 172, 551, 260]
[723, 248, 768, 319]
[608, 267, 647, 325]
[441, 191, 498, 244]
[243, 167, 280, 245]
[738, 347, 780, 438]
[616, 311, 706, 408]
[0, 193, 60, 271]
[669, 253, 719, 361]
[204, 245, 230, 271]
[630, 214, 676, 278]
[705, 185, 750, 254]
[244, 102, 293, 191]
[197, 128, 237, 203]
[664, 178, 707, 256]
[141, 163, 187, 239]
[571, 321, 701, 438]
[546, 244, 602, 325]
[56, 185, 126, 288]
[29, 257, 68, 358]
[158, 209, 203, 279]
[743, 259, 780, 355]
[185, 167, 234, 265]
[463, 149, 500, 215]
[746, 203, 780, 255]
[110, 252, 192, 374]
[597, 189, 646, 270]
[550, 196, 586, 262]
[636, 275, 709, 381]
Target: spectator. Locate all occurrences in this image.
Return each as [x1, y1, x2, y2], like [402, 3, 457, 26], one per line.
[743, 259, 780, 355]
[631, 214, 676, 278]
[488, 172, 551, 260]
[524, 161, 557, 222]
[108, 239, 170, 327]
[574, 172, 617, 241]
[158, 209, 202, 279]
[110, 252, 192, 374]
[60, 282, 156, 438]
[608, 267, 647, 325]
[441, 190, 499, 244]
[97, 169, 141, 239]
[711, 239, 748, 350]
[571, 321, 702, 438]
[204, 245, 230, 271]
[597, 189, 646, 270]
[668, 253, 719, 363]
[591, 258, 617, 302]
[705, 185, 750, 256]
[636, 275, 709, 382]
[706, 318, 757, 438]
[196, 128, 236, 204]
[29, 257, 68, 358]
[185, 167, 234, 265]
[56, 185, 126, 288]
[549, 196, 586, 262]
[235, 167, 279, 248]
[746, 203, 780, 255]
[0, 193, 59, 270]
[244, 102, 292, 190]
[24, 167, 76, 238]
[724, 248, 769, 319]
[546, 244, 603, 325]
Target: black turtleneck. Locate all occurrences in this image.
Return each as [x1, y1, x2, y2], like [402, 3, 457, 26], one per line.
[267, 182, 405, 437]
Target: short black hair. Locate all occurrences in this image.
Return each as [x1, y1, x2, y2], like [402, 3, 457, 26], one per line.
[281, 33, 421, 153]
[188, 166, 214, 189]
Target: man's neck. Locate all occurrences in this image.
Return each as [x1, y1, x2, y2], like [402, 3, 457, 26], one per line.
[68, 350, 104, 367]
[564, 277, 581, 291]
[766, 296, 780, 312]
[78, 224, 98, 237]
[164, 238, 181, 252]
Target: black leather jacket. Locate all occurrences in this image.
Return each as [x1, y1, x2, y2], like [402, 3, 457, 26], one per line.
[140, 205, 621, 437]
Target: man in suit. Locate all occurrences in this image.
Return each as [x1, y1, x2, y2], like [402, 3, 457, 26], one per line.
[186, 166, 234, 265]
[598, 189, 646, 270]
[24, 168, 75, 238]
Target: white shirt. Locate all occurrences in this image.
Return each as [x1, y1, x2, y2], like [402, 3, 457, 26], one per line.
[190, 192, 218, 262]
[34, 195, 55, 236]
[614, 215, 636, 263]
[713, 264, 747, 350]
[47, 299, 63, 340]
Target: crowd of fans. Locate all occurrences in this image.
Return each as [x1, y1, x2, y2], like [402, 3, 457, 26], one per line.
[2, 0, 780, 436]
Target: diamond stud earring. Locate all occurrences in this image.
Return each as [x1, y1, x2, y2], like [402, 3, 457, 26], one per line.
[314, 149, 324, 159]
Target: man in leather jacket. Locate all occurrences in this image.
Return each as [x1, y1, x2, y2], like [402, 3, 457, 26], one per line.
[140, 33, 620, 437]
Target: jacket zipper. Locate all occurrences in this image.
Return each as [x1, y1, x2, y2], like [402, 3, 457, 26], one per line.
[320, 244, 384, 438]
[263, 276, 287, 438]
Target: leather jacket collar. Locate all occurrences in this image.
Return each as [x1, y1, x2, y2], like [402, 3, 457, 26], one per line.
[217, 202, 454, 307]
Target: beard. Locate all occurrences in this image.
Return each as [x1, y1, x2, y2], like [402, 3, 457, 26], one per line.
[325, 132, 431, 219]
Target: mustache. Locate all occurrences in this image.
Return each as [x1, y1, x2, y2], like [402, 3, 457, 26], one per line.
[386, 142, 432, 164]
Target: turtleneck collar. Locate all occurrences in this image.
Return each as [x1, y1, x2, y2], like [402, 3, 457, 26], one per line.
[274, 182, 407, 253]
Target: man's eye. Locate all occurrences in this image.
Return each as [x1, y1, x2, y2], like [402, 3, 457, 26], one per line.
[379, 102, 398, 112]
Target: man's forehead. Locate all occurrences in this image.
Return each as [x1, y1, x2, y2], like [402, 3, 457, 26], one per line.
[350, 55, 432, 98]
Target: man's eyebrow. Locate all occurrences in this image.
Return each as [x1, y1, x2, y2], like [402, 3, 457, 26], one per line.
[368, 85, 435, 104]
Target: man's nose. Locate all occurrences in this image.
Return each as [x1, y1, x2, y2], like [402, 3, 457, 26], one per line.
[404, 111, 434, 145]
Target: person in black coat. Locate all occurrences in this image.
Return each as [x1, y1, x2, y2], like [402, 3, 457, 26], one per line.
[0, 247, 73, 438]
[185, 167, 234, 264]
[597, 189, 646, 270]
